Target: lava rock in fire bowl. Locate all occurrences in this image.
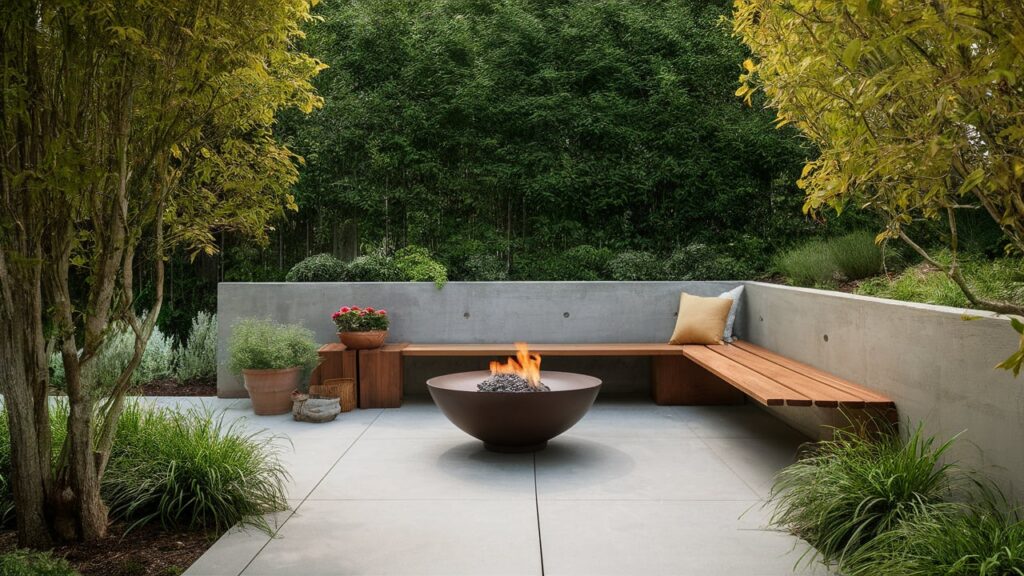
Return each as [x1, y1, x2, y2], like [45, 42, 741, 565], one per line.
[477, 373, 551, 392]
[427, 370, 601, 452]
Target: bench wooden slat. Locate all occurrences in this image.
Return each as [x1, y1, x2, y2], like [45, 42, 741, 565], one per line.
[731, 341, 894, 408]
[707, 344, 864, 408]
[680, 345, 813, 407]
[402, 343, 686, 357]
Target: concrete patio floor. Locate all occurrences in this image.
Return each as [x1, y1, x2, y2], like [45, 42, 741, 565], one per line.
[169, 396, 827, 576]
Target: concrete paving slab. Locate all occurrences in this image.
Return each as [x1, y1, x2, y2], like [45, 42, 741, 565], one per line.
[566, 400, 699, 438]
[538, 500, 827, 576]
[241, 500, 542, 576]
[536, 435, 758, 501]
[704, 435, 806, 499]
[358, 399, 467, 440]
[309, 437, 535, 501]
[183, 500, 300, 576]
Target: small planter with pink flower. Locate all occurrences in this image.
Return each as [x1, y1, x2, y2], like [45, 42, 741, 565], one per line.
[333, 306, 390, 350]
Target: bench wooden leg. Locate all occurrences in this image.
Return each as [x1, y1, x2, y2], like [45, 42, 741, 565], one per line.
[651, 355, 745, 405]
[358, 345, 404, 408]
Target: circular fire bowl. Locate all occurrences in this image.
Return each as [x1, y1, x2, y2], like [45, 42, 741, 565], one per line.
[427, 370, 602, 452]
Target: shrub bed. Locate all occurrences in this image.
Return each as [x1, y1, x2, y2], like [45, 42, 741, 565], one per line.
[857, 254, 1024, 308]
[286, 246, 449, 286]
[0, 402, 288, 534]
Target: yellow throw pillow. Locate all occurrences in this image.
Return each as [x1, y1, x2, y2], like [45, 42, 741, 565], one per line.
[669, 292, 733, 345]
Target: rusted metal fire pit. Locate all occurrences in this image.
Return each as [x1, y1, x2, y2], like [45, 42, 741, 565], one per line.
[427, 370, 602, 452]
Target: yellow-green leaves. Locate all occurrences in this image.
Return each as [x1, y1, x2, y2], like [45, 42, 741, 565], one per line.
[841, 39, 862, 70]
[957, 168, 986, 196]
[736, 58, 757, 105]
[732, 0, 1024, 375]
[995, 317, 1024, 376]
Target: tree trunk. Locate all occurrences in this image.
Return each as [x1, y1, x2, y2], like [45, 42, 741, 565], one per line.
[0, 271, 54, 548]
[54, 391, 107, 541]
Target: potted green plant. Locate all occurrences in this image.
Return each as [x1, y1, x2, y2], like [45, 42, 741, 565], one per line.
[229, 318, 320, 415]
[332, 306, 390, 350]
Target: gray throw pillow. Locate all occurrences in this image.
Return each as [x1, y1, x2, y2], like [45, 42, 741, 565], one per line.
[717, 285, 744, 342]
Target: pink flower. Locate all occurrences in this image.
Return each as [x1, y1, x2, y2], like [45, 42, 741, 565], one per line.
[359, 311, 367, 316]
[351, 306, 361, 311]
[332, 312, 341, 319]
[340, 306, 351, 314]
[377, 309, 387, 315]
[366, 307, 376, 313]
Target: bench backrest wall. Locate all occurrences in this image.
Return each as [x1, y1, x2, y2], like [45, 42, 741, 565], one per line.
[217, 281, 742, 396]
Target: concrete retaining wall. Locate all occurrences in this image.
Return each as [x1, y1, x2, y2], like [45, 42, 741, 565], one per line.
[740, 282, 1024, 498]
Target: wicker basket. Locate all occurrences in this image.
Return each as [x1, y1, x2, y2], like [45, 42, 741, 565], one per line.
[312, 378, 357, 412]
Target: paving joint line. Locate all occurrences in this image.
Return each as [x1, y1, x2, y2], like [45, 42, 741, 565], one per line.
[235, 409, 386, 576]
[533, 452, 545, 576]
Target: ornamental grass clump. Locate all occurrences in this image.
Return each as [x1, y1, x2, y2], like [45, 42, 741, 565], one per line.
[776, 240, 837, 286]
[332, 306, 390, 332]
[103, 402, 289, 533]
[843, 504, 1024, 576]
[827, 231, 882, 281]
[769, 425, 958, 566]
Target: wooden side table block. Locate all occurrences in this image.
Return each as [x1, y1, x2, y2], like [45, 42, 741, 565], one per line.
[358, 344, 407, 408]
[651, 354, 745, 405]
[312, 343, 357, 387]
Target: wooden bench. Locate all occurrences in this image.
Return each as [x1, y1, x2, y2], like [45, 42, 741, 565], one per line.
[316, 341, 895, 420]
[681, 341, 894, 410]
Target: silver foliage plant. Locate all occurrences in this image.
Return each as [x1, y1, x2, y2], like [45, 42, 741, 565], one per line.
[174, 312, 218, 383]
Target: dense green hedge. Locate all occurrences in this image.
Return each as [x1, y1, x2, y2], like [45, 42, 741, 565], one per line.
[279, 0, 828, 277]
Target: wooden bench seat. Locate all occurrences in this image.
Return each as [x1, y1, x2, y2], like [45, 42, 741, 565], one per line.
[681, 341, 894, 410]
[319, 340, 894, 416]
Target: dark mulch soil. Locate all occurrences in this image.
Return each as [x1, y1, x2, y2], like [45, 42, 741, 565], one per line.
[0, 521, 221, 576]
[134, 378, 216, 397]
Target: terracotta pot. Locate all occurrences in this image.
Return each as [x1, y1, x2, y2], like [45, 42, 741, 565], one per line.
[338, 330, 388, 350]
[242, 366, 302, 415]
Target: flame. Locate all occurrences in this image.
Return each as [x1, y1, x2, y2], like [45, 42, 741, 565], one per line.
[489, 342, 542, 389]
